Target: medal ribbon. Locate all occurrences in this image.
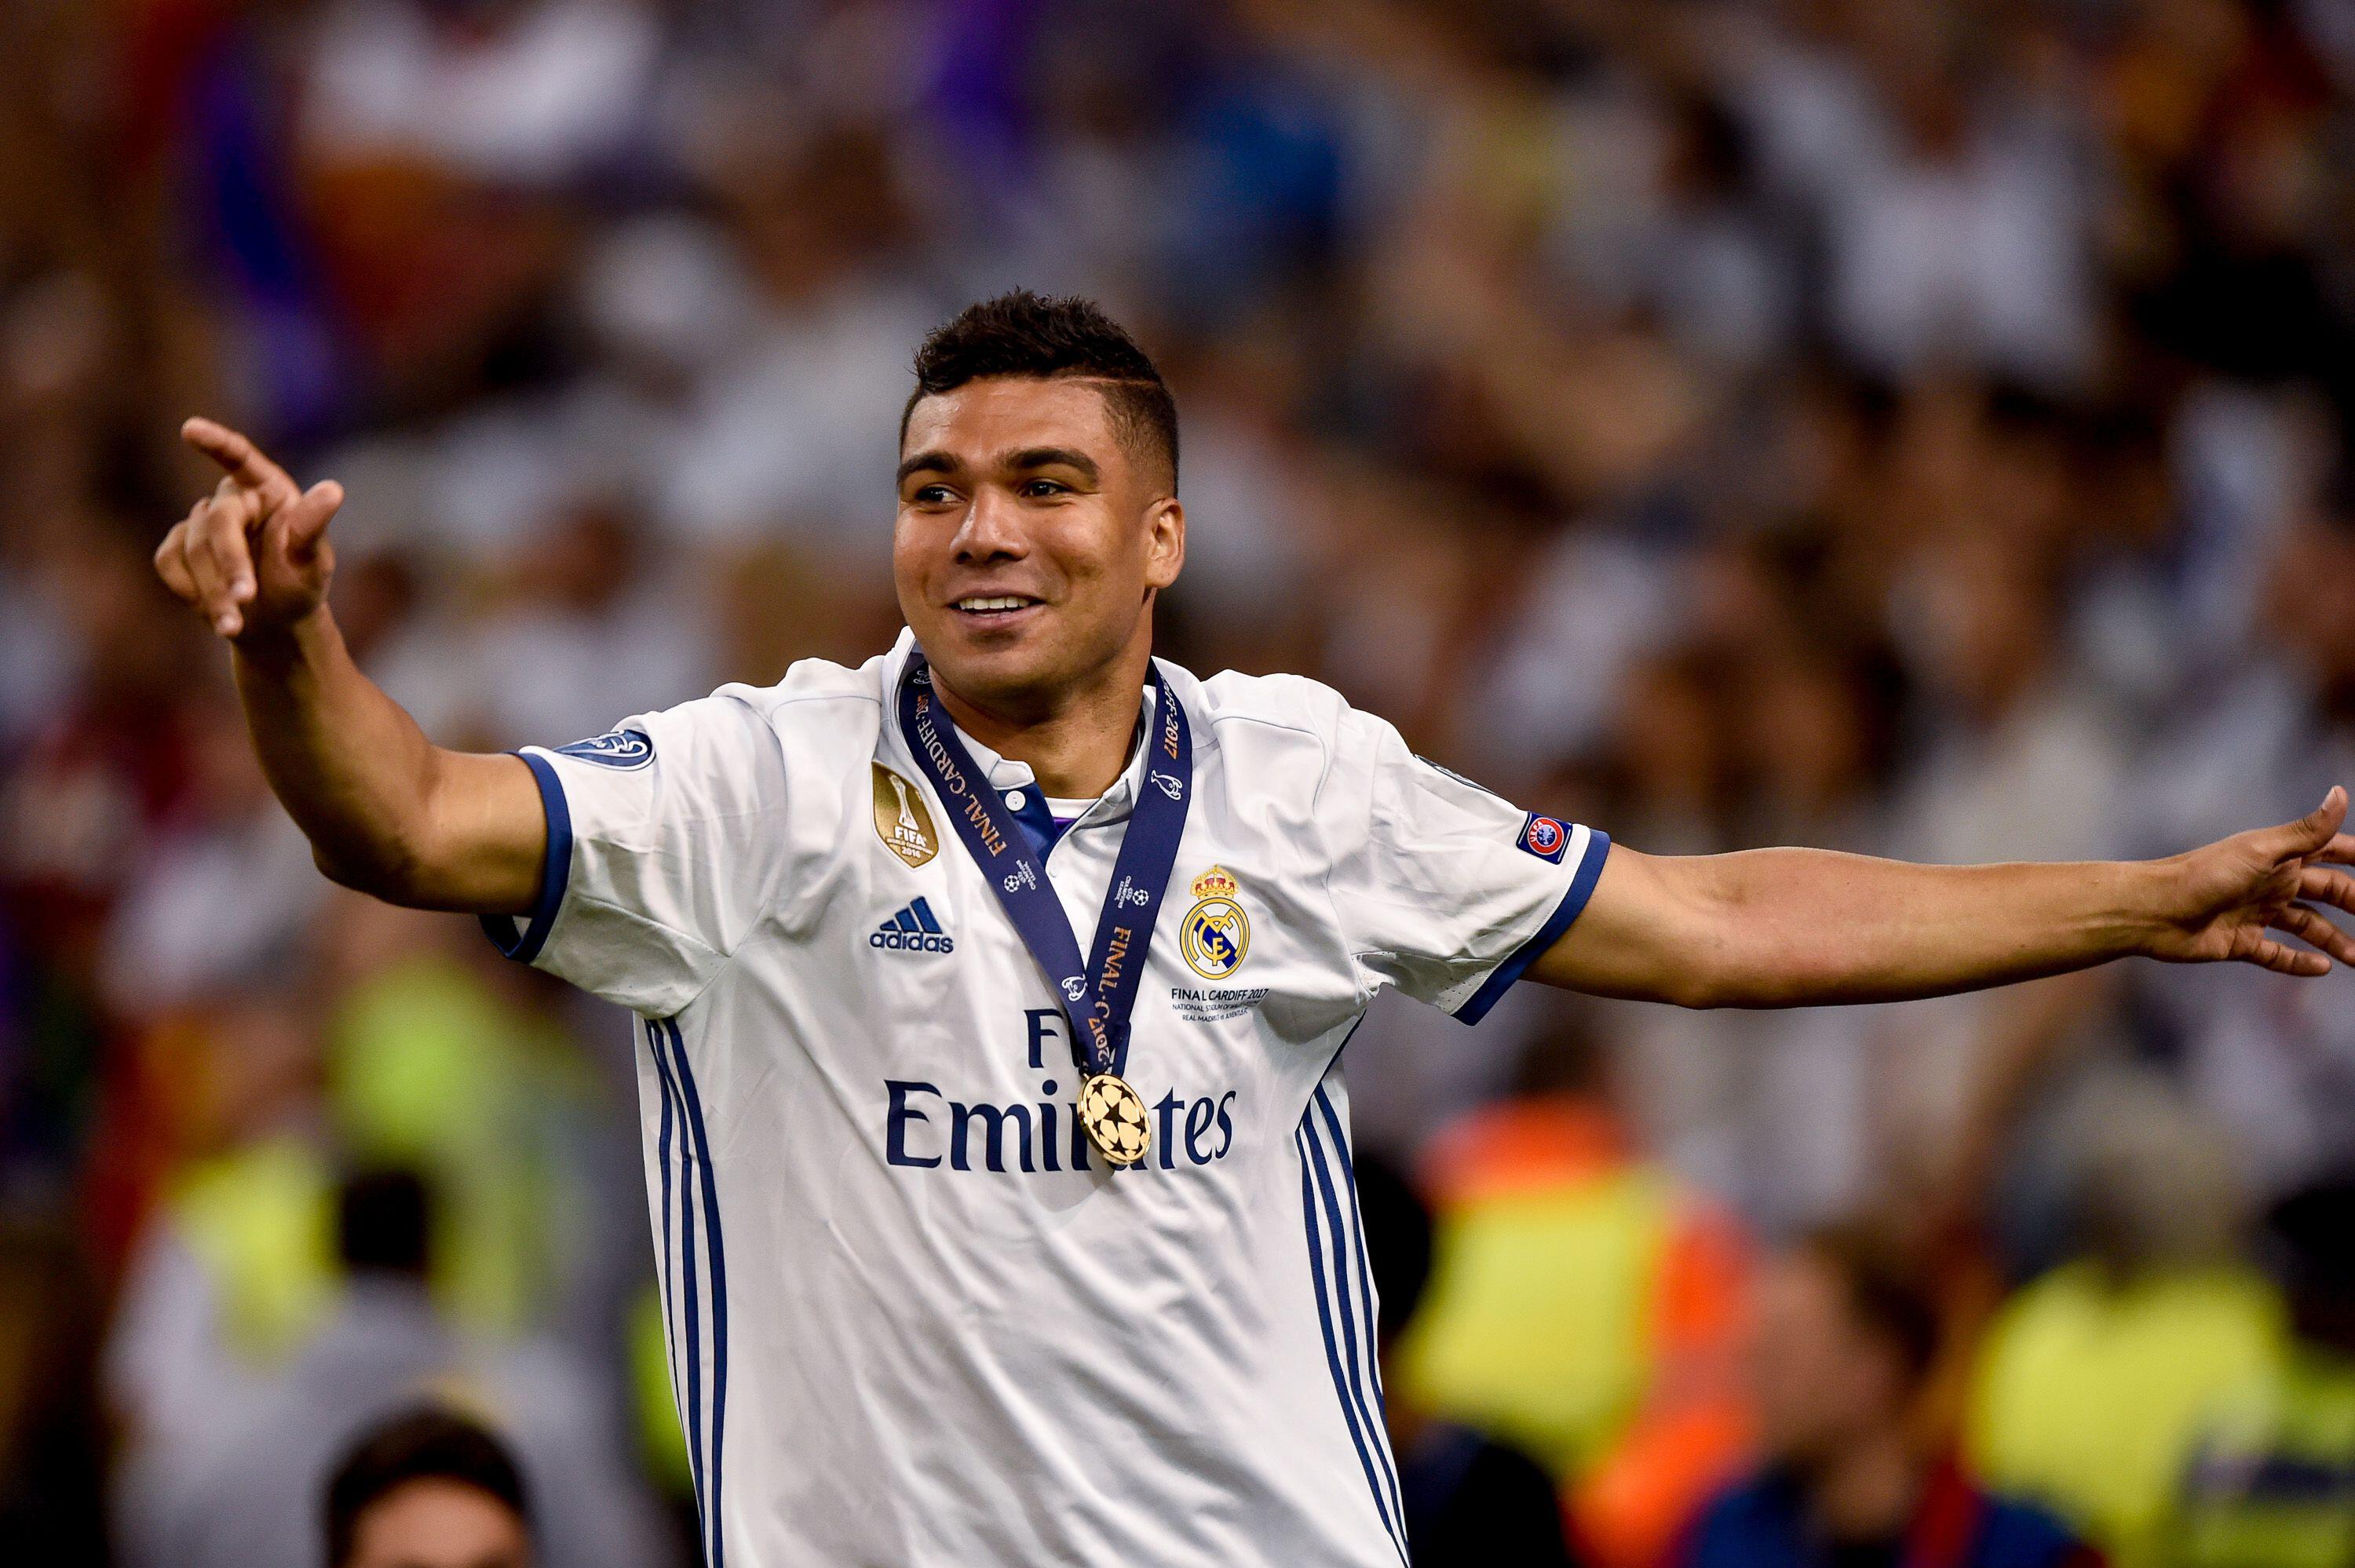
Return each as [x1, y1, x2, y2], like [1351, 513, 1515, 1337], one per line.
[896, 651, 1191, 1079]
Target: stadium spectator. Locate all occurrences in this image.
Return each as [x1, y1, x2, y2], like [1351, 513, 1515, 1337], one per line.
[1399, 1023, 1753, 1568]
[1966, 1076, 2287, 1568]
[1683, 1225, 2098, 1568]
[2169, 1174, 2355, 1568]
[1355, 1146, 1576, 1568]
[132, 1167, 662, 1568]
[324, 1405, 531, 1568]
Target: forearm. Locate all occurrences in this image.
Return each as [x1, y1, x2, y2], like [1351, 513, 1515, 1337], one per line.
[1674, 848, 2165, 1008]
[1535, 843, 2176, 1008]
[1539, 796, 2355, 1006]
[232, 608, 535, 909]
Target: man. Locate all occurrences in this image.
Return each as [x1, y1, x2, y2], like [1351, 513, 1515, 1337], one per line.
[144, 1169, 661, 1568]
[1401, 1023, 1750, 1568]
[2171, 1174, 2355, 1568]
[155, 290, 2355, 1567]
[325, 1406, 532, 1568]
[1681, 1227, 2099, 1568]
[1352, 1147, 1576, 1567]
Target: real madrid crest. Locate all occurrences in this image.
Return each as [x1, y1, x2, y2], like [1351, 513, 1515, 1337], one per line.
[871, 764, 939, 868]
[1180, 866, 1251, 979]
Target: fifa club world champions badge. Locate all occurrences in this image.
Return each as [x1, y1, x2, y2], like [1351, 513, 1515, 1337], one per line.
[1079, 1072, 1152, 1166]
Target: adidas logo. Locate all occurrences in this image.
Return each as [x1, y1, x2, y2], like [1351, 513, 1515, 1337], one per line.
[871, 897, 955, 954]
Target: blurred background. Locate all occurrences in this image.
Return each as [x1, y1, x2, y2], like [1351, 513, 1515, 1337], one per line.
[5, 0, 2355, 1563]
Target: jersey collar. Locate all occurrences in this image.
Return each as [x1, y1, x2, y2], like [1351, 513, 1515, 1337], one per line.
[882, 627, 1182, 829]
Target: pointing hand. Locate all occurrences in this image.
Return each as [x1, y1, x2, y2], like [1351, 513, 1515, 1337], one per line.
[155, 418, 344, 640]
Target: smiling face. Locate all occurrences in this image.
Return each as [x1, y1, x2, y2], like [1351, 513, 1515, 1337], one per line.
[895, 375, 1183, 718]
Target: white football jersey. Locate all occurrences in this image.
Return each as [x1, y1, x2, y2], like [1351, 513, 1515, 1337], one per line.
[484, 629, 1609, 1567]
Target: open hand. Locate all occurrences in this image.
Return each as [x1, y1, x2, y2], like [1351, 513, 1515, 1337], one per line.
[154, 418, 344, 640]
[2150, 787, 2355, 975]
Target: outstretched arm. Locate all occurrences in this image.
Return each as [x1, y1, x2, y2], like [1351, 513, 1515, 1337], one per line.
[1530, 790, 2355, 1008]
[154, 419, 544, 913]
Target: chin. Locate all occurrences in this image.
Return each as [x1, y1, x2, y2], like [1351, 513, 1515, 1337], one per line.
[914, 601, 1139, 715]
[924, 634, 1064, 709]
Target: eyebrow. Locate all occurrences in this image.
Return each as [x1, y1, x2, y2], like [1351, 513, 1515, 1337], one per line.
[896, 450, 960, 485]
[1008, 447, 1099, 483]
[895, 447, 1102, 487]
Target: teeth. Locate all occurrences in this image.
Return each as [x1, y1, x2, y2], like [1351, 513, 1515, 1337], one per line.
[957, 596, 1031, 611]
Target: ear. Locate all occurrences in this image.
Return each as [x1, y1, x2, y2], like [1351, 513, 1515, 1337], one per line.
[1144, 497, 1185, 591]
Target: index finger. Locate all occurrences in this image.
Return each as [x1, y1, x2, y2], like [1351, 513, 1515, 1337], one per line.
[181, 418, 298, 503]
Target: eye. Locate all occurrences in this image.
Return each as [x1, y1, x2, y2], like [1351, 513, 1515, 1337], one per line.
[911, 483, 956, 505]
[1020, 479, 1069, 498]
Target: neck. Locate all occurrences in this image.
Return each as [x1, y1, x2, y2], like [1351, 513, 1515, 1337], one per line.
[1805, 1428, 1919, 1544]
[933, 651, 1150, 800]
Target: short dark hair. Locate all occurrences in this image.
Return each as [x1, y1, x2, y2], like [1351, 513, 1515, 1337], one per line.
[902, 290, 1179, 490]
[325, 1406, 530, 1567]
[2265, 1173, 2355, 1307]
[337, 1167, 430, 1280]
[1796, 1222, 1941, 1386]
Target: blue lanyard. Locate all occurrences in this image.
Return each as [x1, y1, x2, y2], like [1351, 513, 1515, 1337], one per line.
[896, 652, 1192, 1079]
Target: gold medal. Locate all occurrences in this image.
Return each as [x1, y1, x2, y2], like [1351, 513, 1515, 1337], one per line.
[1077, 1072, 1151, 1166]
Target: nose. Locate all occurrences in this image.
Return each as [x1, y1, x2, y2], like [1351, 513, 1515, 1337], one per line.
[951, 486, 1028, 564]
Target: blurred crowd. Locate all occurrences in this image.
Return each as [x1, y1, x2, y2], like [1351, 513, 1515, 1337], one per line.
[5, 0, 2355, 1563]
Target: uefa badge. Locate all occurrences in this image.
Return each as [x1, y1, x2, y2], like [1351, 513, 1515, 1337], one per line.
[1517, 812, 1569, 863]
[1078, 1072, 1151, 1165]
[1180, 866, 1251, 979]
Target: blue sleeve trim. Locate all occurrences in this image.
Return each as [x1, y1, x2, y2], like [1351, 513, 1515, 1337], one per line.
[479, 750, 571, 965]
[1453, 830, 1611, 1025]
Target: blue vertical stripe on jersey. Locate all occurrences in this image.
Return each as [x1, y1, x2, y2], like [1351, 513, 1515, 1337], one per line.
[480, 751, 573, 963]
[650, 1028, 708, 1556]
[911, 896, 942, 934]
[1316, 1088, 1407, 1519]
[668, 1019, 729, 1568]
[1296, 1121, 1411, 1567]
[893, 909, 918, 932]
[1305, 1109, 1409, 1544]
[648, 1022, 683, 1442]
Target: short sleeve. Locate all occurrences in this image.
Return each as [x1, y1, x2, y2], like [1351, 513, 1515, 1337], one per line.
[480, 691, 791, 1016]
[1326, 706, 1609, 1023]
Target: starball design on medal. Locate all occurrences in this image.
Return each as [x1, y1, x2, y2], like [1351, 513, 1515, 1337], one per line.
[1078, 1072, 1152, 1165]
[1179, 866, 1251, 980]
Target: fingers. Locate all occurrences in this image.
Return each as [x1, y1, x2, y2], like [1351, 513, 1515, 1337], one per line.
[2243, 932, 2332, 978]
[2313, 832, 2355, 868]
[2299, 866, 2355, 917]
[186, 494, 257, 635]
[2270, 903, 2355, 968]
[2273, 786, 2350, 861]
[155, 513, 208, 617]
[277, 480, 344, 557]
[159, 424, 345, 638]
[181, 417, 298, 507]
